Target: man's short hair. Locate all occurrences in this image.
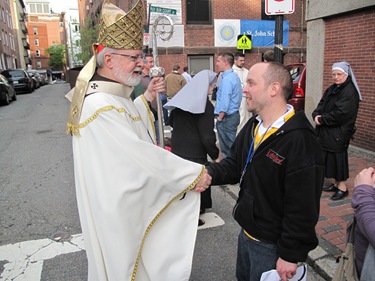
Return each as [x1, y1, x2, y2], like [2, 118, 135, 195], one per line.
[262, 62, 292, 101]
[218, 51, 234, 67]
[234, 52, 245, 60]
[183, 66, 188, 72]
[263, 50, 274, 62]
[173, 64, 180, 71]
[143, 53, 153, 64]
[96, 47, 115, 67]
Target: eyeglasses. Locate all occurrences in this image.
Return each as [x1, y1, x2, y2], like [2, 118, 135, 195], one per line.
[110, 53, 143, 62]
[332, 73, 344, 78]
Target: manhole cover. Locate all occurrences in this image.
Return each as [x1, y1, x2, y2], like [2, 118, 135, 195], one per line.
[50, 231, 71, 242]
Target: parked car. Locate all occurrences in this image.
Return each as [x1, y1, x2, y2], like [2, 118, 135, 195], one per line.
[286, 62, 306, 111]
[28, 71, 41, 89]
[1, 69, 33, 93]
[0, 74, 16, 105]
[39, 73, 49, 86]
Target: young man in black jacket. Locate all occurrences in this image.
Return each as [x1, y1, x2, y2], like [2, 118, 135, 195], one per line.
[206, 62, 324, 281]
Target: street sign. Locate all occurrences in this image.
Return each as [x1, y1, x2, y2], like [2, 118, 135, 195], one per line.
[237, 34, 252, 50]
[265, 0, 295, 15]
[143, 33, 150, 46]
[150, 6, 177, 15]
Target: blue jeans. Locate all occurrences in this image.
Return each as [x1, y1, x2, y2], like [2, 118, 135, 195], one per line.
[236, 230, 278, 281]
[216, 112, 240, 158]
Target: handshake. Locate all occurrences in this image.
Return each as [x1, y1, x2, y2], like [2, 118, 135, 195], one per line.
[193, 168, 212, 193]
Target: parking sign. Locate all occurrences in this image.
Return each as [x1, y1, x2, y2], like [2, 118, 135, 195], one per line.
[265, 0, 295, 15]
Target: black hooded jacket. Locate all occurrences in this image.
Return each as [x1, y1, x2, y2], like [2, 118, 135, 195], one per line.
[312, 76, 360, 152]
[207, 111, 324, 263]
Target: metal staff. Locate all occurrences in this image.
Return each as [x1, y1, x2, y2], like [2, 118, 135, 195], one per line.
[149, 15, 174, 148]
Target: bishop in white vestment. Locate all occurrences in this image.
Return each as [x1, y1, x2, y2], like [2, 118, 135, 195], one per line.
[66, 1, 211, 280]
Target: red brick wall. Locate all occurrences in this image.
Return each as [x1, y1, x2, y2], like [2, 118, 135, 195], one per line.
[323, 9, 375, 151]
[157, 0, 307, 73]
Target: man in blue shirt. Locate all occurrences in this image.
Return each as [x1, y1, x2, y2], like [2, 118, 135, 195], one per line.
[215, 51, 242, 158]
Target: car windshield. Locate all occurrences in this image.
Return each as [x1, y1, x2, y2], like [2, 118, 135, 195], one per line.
[288, 66, 303, 82]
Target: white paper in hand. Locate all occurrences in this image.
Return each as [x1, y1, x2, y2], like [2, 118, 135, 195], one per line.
[260, 264, 307, 281]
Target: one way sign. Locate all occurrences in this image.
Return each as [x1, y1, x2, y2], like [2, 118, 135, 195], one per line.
[237, 34, 252, 50]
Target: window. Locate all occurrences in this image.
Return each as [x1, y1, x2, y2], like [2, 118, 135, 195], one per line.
[36, 4, 42, 13]
[2, 8, 5, 22]
[186, 0, 212, 25]
[188, 55, 214, 75]
[29, 3, 48, 14]
[33, 27, 38, 34]
[34, 38, 39, 46]
[36, 49, 40, 57]
[43, 4, 49, 13]
[36, 61, 41, 68]
[10, 35, 14, 50]
[29, 4, 36, 13]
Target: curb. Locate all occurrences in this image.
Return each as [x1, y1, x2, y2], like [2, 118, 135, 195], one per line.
[221, 184, 337, 280]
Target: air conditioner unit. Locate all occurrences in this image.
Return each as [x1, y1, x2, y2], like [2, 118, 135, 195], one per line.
[86, 5, 90, 11]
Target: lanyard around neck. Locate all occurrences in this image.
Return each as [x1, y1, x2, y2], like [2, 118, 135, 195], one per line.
[239, 121, 272, 186]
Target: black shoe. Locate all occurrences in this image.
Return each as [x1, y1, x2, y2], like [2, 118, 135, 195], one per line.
[322, 184, 338, 192]
[331, 189, 348, 200]
[198, 219, 205, 226]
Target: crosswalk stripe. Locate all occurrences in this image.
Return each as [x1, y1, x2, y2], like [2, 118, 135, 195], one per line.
[0, 213, 223, 280]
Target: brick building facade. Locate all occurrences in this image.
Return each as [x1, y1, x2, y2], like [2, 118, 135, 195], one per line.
[155, 0, 306, 74]
[81, 0, 307, 72]
[306, 1, 375, 152]
[26, 13, 64, 69]
[0, 0, 19, 70]
[80, 0, 375, 152]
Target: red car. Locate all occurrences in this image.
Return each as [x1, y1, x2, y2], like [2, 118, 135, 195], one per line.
[286, 63, 306, 111]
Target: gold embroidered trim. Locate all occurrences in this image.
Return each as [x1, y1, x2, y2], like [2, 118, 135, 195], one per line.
[67, 105, 141, 135]
[131, 165, 205, 281]
[140, 95, 156, 139]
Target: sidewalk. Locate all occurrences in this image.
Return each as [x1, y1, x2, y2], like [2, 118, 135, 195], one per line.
[224, 145, 375, 280]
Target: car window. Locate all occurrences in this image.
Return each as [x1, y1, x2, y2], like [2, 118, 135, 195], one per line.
[8, 70, 26, 78]
[288, 66, 303, 82]
[0, 74, 8, 84]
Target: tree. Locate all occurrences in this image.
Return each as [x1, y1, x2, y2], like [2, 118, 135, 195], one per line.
[78, 18, 99, 64]
[45, 44, 66, 70]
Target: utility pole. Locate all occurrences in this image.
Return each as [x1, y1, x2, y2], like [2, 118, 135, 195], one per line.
[274, 15, 284, 64]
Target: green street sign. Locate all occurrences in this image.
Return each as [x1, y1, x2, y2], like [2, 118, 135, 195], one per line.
[150, 6, 177, 15]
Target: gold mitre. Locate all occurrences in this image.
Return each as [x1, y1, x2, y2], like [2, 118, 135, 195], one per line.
[66, 0, 144, 136]
[98, 0, 144, 49]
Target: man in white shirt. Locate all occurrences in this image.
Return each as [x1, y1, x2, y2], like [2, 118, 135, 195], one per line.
[182, 66, 192, 83]
[233, 52, 250, 134]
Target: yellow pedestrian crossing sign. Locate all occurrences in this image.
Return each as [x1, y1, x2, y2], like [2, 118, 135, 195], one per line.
[237, 34, 252, 50]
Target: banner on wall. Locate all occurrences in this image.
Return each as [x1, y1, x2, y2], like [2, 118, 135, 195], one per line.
[215, 19, 289, 47]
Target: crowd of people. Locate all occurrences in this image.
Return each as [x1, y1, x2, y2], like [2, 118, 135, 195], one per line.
[65, 1, 371, 280]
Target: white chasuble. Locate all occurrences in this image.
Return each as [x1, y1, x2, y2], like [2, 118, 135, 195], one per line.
[72, 84, 203, 281]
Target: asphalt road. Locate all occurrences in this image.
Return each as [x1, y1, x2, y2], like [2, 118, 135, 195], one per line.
[0, 83, 325, 280]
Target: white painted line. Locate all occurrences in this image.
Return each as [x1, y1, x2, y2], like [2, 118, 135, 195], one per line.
[0, 213, 224, 280]
[198, 212, 225, 230]
[0, 234, 85, 280]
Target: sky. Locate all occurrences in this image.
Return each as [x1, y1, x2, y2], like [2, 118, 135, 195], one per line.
[49, 0, 78, 13]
